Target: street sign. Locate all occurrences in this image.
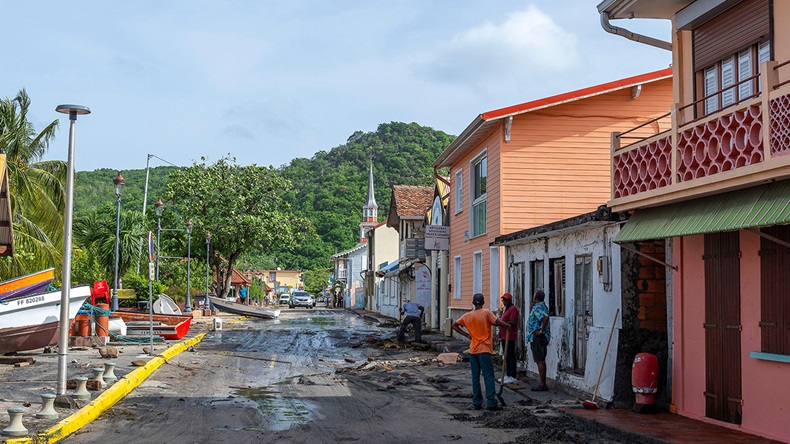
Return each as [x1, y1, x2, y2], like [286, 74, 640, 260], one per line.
[425, 225, 449, 251]
[148, 262, 155, 281]
[148, 231, 155, 261]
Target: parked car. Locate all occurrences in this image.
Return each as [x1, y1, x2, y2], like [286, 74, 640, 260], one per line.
[278, 293, 291, 306]
[290, 291, 315, 309]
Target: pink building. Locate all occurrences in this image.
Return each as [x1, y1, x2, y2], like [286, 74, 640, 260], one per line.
[600, 0, 790, 440]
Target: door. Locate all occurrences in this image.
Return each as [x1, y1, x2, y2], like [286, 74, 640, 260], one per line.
[510, 262, 526, 360]
[574, 255, 593, 373]
[703, 232, 742, 424]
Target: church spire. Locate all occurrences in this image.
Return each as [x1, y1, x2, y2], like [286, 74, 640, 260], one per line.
[360, 160, 378, 242]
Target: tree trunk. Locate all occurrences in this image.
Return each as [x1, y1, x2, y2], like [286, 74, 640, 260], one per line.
[216, 250, 242, 298]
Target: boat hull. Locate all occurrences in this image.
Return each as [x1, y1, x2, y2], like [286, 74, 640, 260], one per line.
[112, 311, 192, 340]
[208, 297, 280, 319]
[0, 269, 55, 301]
[0, 286, 91, 354]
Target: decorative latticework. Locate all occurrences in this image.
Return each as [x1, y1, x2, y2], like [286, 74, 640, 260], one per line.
[612, 134, 672, 199]
[770, 94, 790, 156]
[677, 105, 763, 182]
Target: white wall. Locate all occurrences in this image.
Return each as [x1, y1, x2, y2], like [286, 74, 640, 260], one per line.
[508, 223, 622, 401]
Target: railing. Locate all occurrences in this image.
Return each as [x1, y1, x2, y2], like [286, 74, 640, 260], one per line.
[611, 59, 790, 205]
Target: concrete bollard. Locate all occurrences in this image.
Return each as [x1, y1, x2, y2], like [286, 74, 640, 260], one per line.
[73, 377, 91, 399]
[36, 394, 58, 419]
[92, 367, 106, 388]
[2, 407, 27, 437]
[213, 317, 222, 331]
[103, 362, 118, 383]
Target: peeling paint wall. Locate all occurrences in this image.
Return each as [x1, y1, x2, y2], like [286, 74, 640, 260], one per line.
[508, 223, 622, 401]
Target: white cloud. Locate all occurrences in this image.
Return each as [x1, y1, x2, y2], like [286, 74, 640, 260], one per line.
[414, 6, 580, 90]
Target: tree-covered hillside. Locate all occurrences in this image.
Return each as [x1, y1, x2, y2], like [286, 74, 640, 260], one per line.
[74, 122, 454, 271]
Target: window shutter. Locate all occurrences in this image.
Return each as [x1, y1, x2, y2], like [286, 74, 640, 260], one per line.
[705, 66, 719, 114]
[737, 50, 753, 100]
[693, 0, 770, 71]
[760, 226, 789, 354]
[721, 57, 735, 107]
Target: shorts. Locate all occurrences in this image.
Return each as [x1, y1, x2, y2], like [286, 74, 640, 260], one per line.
[530, 334, 548, 363]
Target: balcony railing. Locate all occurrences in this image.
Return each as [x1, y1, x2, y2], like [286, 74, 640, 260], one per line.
[610, 60, 790, 211]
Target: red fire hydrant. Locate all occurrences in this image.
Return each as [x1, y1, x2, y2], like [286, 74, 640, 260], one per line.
[632, 352, 658, 413]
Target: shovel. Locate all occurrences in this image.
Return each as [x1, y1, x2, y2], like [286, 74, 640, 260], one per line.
[496, 328, 510, 407]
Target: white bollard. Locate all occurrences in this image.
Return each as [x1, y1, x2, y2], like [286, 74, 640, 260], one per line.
[72, 377, 91, 399]
[91, 367, 106, 389]
[103, 362, 118, 383]
[2, 407, 27, 437]
[36, 394, 58, 419]
[213, 317, 222, 331]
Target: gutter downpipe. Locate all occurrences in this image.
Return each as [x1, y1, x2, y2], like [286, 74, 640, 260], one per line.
[600, 11, 672, 51]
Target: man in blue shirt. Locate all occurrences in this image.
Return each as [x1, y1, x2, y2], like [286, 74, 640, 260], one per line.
[238, 286, 248, 305]
[526, 289, 550, 391]
[397, 299, 425, 343]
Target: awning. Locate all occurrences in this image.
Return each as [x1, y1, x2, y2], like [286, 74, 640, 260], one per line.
[377, 260, 400, 278]
[614, 179, 790, 243]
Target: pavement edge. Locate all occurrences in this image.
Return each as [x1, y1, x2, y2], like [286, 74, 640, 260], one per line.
[4, 333, 207, 444]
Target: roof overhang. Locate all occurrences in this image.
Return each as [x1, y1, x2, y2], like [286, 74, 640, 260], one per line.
[597, 0, 693, 20]
[491, 206, 625, 247]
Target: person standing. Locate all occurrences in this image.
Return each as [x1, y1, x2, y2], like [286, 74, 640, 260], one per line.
[498, 293, 519, 384]
[526, 289, 550, 391]
[238, 285, 248, 305]
[397, 299, 425, 343]
[452, 293, 512, 411]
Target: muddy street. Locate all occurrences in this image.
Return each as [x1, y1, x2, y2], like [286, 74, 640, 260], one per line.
[64, 309, 646, 444]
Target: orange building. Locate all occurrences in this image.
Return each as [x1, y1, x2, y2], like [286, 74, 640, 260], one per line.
[433, 70, 673, 322]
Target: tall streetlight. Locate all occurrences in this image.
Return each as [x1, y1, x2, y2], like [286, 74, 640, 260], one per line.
[54, 104, 91, 397]
[185, 220, 193, 312]
[111, 171, 125, 311]
[154, 199, 164, 280]
[205, 232, 212, 313]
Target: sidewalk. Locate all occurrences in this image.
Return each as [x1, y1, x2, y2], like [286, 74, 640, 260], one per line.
[349, 308, 784, 444]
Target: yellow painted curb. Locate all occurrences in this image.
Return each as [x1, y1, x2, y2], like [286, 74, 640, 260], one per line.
[4, 333, 206, 444]
[228, 316, 246, 324]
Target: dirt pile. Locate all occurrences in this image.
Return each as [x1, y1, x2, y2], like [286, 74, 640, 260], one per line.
[478, 408, 543, 429]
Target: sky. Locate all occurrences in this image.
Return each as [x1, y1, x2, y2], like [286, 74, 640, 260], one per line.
[4, 1, 672, 172]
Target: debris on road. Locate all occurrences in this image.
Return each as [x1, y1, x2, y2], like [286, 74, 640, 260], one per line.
[435, 353, 460, 364]
[99, 346, 119, 358]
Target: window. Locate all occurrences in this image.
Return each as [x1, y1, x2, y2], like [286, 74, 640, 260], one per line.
[574, 255, 593, 318]
[530, 259, 544, 298]
[470, 154, 487, 237]
[453, 256, 462, 299]
[454, 170, 463, 214]
[548, 258, 566, 316]
[700, 41, 770, 116]
[759, 226, 790, 355]
[472, 251, 483, 295]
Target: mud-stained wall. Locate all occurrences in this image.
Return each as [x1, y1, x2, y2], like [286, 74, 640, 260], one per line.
[613, 240, 670, 409]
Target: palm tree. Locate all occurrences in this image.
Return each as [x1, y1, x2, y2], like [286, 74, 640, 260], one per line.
[0, 89, 65, 278]
[74, 208, 146, 281]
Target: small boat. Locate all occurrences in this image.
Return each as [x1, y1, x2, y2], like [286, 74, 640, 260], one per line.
[209, 296, 280, 319]
[153, 294, 182, 315]
[0, 286, 92, 354]
[0, 268, 55, 301]
[111, 311, 193, 340]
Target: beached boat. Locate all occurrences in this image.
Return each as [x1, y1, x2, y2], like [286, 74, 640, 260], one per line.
[0, 286, 92, 354]
[0, 268, 55, 301]
[208, 296, 280, 319]
[112, 311, 192, 340]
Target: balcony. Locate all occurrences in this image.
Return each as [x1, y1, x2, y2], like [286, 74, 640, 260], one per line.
[610, 60, 790, 212]
[337, 269, 347, 280]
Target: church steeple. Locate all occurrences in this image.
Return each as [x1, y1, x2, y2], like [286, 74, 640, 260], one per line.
[360, 161, 378, 242]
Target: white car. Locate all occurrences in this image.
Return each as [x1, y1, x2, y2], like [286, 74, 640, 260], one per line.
[290, 291, 315, 309]
[278, 294, 291, 306]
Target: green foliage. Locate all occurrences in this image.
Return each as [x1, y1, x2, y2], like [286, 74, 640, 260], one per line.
[71, 247, 104, 286]
[122, 272, 166, 301]
[302, 268, 330, 295]
[73, 206, 146, 281]
[74, 166, 179, 216]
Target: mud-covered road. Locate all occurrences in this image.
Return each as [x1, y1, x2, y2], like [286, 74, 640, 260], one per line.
[65, 309, 648, 444]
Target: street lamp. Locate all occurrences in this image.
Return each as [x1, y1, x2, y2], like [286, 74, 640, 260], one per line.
[154, 199, 164, 280]
[54, 104, 91, 397]
[185, 220, 193, 312]
[111, 171, 125, 311]
[205, 232, 212, 313]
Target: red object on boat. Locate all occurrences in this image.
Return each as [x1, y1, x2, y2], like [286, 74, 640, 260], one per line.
[112, 311, 193, 340]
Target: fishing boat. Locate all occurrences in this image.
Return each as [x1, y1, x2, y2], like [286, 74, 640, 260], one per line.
[0, 268, 55, 301]
[208, 296, 280, 319]
[0, 286, 92, 354]
[112, 311, 192, 340]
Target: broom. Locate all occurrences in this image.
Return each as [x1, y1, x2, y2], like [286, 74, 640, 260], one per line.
[496, 328, 510, 407]
[582, 308, 619, 410]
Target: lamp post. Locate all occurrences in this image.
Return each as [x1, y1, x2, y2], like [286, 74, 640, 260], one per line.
[154, 199, 164, 280]
[185, 220, 193, 312]
[205, 232, 212, 313]
[54, 104, 91, 396]
[111, 171, 125, 311]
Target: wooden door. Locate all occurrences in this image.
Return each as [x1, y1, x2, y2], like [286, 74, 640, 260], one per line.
[703, 232, 742, 425]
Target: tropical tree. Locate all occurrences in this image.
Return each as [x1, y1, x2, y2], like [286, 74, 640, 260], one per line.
[164, 155, 312, 298]
[0, 89, 65, 278]
[73, 206, 146, 282]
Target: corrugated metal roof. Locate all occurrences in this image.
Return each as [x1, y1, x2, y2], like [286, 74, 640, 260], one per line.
[614, 180, 790, 243]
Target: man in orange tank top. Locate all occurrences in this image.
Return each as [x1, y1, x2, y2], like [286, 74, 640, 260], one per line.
[452, 293, 512, 411]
